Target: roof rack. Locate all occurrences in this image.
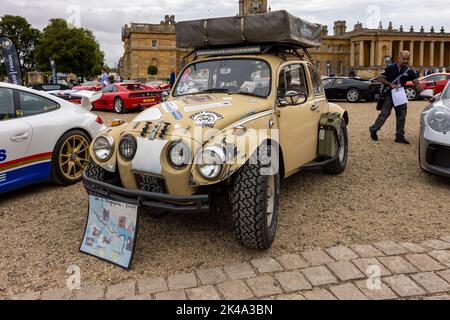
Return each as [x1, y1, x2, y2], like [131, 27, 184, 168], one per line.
[181, 44, 315, 67]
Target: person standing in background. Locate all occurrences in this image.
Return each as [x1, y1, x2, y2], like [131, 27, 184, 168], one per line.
[369, 51, 421, 144]
[101, 69, 109, 87]
[169, 69, 177, 88]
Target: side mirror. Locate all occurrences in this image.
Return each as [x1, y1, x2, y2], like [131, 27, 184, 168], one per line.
[284, 90, 307, 105]
[420, 89, 435, 102]
[161, 91, 169, 101]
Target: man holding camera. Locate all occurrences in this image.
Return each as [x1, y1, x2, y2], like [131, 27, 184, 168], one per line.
[369, 51, 421, 144]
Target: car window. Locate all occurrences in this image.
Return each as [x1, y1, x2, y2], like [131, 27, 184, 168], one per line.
[0, 88, 15, 121]
[102, 85, 115, 93]
[322, 78, 334, 86]
[278, 64, 309, 99]
[308, 65, 325, 95]
[335, 78, 346, 85]
[17, 90, 59, 117]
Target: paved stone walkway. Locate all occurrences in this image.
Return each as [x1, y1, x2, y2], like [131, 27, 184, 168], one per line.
[8, 235, 450, 300]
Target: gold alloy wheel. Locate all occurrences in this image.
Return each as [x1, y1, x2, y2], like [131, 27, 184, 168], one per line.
[58, 134, 90, 180]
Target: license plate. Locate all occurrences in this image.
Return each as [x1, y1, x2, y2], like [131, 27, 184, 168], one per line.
[143, 98, 155, 103]
[135, 174, 167, 194]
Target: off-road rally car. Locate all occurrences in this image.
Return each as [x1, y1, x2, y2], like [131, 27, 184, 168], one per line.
[83, 11, 349, 250]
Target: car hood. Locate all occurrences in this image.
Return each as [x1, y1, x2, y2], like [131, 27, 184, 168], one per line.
[431, 98, 450, 109]
[128, 93, 271, 142]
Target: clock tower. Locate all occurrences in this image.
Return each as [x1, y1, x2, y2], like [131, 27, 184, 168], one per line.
[239, 0, 268, 16]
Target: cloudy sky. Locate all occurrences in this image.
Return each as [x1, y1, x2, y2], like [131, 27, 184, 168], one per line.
[1, 0, 449, 67]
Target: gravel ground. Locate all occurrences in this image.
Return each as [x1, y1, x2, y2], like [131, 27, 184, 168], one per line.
[1, 100, 449, 297]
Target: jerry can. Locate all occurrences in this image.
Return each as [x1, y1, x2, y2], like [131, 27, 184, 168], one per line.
[318, 112, 341, 158]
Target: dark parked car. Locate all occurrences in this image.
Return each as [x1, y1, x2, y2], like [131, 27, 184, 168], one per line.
[322, 77, 382, 102]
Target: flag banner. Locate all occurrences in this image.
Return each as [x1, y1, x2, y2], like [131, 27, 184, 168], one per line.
[0, 37, 22, 85]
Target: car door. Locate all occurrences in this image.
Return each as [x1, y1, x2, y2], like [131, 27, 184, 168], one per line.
[333, 78, 348, 98]
[94, 85, 114, 109]
[322, 78, 336, 99]
[0, 87, 33, 193]
[14, 89, 61, 185]
[434, 75, 448, 94]
[277, 63, 326, 176]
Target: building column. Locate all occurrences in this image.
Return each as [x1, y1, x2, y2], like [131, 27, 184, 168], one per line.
[419, 41, 424, 66]
[359, 41, 365, 67]
[370, 41, 375, 66]
[350, 41, 355, 67]
[429, 41, 435, 67]
[399, 40, 404, 53]
[440, 41, 445, 67]
[409, 40, 414, 65]
[377, 41, 383, 66]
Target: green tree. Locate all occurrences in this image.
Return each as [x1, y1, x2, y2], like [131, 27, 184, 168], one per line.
[147, 65, 158, 78]
[0, 15, 41, 76]
[35, 19, 104, 78]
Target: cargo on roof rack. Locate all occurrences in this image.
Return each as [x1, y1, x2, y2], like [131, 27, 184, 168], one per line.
[176, 10, 322, 50]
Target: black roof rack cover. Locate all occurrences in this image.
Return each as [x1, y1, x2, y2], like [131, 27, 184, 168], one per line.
[176, 10, 322, 49]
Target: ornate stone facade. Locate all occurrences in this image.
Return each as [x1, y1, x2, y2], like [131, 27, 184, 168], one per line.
[313, 21, 450, 78]
[119, 1, 450, 79]
[119, 15, 190, 81]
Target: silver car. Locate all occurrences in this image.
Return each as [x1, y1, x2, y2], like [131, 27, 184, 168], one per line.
[419, 85, 450, 177]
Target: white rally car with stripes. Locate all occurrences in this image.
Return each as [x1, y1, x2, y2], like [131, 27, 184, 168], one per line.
[0, 83, 107, 194]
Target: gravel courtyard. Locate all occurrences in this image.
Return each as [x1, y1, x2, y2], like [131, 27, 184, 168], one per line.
[1, 100, 449, 297]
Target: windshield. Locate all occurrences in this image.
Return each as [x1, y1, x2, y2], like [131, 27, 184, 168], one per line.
[173, 59, 271, 98]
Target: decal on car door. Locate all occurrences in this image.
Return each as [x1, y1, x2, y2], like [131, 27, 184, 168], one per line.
[0, 149, 6, 162]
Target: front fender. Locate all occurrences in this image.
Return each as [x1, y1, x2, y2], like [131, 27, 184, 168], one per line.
[191, 111, 278, 186]
[89, 123, 128, 172]
[328, 102, 349, 125]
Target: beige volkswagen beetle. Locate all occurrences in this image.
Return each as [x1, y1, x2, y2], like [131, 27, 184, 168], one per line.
[83, 13, 349, 250]
[83, 47, 348, 250]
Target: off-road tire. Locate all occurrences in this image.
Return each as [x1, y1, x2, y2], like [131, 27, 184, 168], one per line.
[84, 158, 115, 181]
[323, 120, 348, 175]
[230, 145, 280, 250]
[51, 130, 91, 185]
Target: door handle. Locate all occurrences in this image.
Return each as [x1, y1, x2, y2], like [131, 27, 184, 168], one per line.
[11, 132, 29, 142]
[310, 104, 319, 111]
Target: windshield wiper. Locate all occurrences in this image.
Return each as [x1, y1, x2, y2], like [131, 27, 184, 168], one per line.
[230, 91, 264, 98]
[200, 88, 230, 93]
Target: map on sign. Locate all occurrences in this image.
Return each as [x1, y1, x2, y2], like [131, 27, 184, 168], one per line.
[80, 196, 138, 269]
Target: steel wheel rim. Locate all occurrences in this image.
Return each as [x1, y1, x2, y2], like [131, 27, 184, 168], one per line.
[406, 88, 416, 100]
[59, 134, 90, 180]
[347, 90, 358, 102]
[114, 99, 122, 113]
[266, 174, 275, 227]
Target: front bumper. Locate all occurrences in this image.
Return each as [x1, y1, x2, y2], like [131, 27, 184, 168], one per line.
[419, 131, 450, 178]
[83, 173, 209, 214]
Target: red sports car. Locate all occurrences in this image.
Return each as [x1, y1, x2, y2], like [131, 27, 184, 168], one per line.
[73, 81, 102, 91]
[145, 80, 171, 91]
[405, 73, 450, 101]
[92, 83, 162, 113]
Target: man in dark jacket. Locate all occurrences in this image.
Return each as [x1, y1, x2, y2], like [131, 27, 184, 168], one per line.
[369, 51, 421, 144]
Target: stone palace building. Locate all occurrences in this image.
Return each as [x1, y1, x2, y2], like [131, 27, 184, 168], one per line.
[119, 0, 450, 80]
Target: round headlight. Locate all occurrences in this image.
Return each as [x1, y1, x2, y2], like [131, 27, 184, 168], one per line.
[93, 136, 114, 161]
[427, 107, 450, 133]
[168, 141, 190, 168]
[119, 135, 137, 161]
[197, 146, 226, 180]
